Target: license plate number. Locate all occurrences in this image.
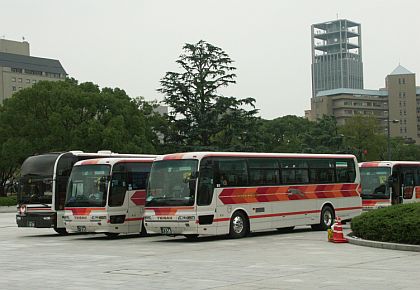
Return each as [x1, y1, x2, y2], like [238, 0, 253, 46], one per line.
[77, 226, 86, 232]
[28, 221, 35, 227]
[161, 227, 172, 235]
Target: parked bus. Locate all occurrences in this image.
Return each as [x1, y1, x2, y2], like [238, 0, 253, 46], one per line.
[144, 152, 361, 239]
[16, 151, 157, 235]
[359, 161, 420, 210]
[63, 157, 155, 237]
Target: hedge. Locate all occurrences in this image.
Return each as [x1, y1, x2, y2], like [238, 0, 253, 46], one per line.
[0, 195, 17, 207]
[351, 203, 420, 245]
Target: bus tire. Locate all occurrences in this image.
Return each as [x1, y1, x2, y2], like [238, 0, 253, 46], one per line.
[139, 221, 148, 237]
[105, 232, 119, 239]
[54, 227, 68, 235]
[277, 226, 295, 233]
[311, 205, 335, 231]
[229, 211, 249, 239]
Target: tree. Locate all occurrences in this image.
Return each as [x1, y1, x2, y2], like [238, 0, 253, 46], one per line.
[339, 115, 386, 161]
[158, 40, 258, 150]
[0, 79, 159, 195]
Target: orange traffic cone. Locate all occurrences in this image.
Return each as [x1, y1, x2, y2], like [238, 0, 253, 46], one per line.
[330, 217, 348, 243]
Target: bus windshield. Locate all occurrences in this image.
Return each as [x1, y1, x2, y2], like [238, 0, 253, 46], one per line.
[18, 153, 59, 205]
[65, 165, 110, 207]
[360, 167, 391, 199]
[18, 175, 53, 205]
[146, 160, 198, 206]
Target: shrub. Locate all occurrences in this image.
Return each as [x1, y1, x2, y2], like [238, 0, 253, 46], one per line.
[0, 195, 17, 206]
[351, 203, 420, 245]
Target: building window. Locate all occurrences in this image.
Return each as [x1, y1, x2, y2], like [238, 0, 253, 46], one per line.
[25, 69, 43, 76]
[11, 68, 22, 73]
[11, 77, 16, 82]
[12, 86, 16, 91]
[26, 79, 30, 83]
[32, 80, 37, 84]
[18, 78, 22, 83]
[18, 87, 22, 90]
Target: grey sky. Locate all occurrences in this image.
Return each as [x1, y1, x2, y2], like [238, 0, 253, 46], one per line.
[2, 0, 420, 119]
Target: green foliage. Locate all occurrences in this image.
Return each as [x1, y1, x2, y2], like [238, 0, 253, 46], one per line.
[158, 40, 259, 150]
[0, 195, 17, 206]
[339, 115, 386, 161]
[351, 203, 420, 245]
[0, 79, 161, 195]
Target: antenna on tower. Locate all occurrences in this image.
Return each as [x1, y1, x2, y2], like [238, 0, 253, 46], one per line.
[22, 36, 25, 41]
[336, 13, 339, 20]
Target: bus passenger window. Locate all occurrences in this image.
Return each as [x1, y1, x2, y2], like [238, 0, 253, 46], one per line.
[217, 159, 248, 187]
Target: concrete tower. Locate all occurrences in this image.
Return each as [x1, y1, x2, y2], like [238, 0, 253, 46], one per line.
[311, 19, 363, 97]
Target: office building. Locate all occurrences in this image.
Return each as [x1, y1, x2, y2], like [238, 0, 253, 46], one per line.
[0, 39, 67, 104]
[309, 65, 420, 143]
[311, 19, 363, 97]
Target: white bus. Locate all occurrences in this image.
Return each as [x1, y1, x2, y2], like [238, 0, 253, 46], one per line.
[359, 161, 420, 210]
[144, 152, 362, 239]
[16, 151, 157, 235]
[63, 157, 155, 237]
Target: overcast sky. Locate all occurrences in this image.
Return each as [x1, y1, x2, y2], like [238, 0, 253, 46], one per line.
[2, 0, 420, 119]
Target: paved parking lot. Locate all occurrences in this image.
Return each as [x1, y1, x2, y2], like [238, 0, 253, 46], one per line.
[1, 212, 419, 290]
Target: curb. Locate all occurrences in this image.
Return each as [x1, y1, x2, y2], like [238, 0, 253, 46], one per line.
[0, 206, 16, 213]
[347, 233, 420, 252]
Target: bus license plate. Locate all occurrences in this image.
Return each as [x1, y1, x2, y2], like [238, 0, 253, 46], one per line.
[28, 221, 35, 227]
[77, 226, 86, 232]
[161, 227, 172, 235]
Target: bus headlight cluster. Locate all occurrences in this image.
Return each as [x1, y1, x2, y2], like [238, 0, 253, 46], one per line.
[42, 216, 52, 220]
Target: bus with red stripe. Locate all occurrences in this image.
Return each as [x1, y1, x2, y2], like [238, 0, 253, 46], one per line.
[359, 161, 420, 210]
[16, 151, 156, 235]
[144, 152, 361, 239]
[63, 157, 156, 237]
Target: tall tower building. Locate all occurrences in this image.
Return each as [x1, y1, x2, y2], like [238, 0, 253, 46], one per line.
[311, 19, 363, 97]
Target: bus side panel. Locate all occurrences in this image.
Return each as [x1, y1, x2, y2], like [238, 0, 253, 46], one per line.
[107, 192, 129, 234]
[127, 189, 146, 234]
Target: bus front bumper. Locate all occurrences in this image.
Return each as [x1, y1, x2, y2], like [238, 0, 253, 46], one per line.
[144, 219, 198, 236]
[16, 212, 56, 228]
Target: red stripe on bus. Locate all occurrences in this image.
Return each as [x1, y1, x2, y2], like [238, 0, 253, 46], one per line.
[125, 217, 143, 222]
[218, 184, 359, 205]
[146, 206, 195, 216]
[362, 199, 390, 206]
[65, 207, 106, 216]
[212, 206, 361, 223]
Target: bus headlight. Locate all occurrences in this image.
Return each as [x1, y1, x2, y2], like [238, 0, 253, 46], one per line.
[43, 216, 52, 220]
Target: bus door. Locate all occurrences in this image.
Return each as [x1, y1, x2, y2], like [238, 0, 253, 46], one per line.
[196, 158, 218, 235]
[401, 169, 416, 204]
[108, 164, 129, 233]
[126, 163, 150, 234]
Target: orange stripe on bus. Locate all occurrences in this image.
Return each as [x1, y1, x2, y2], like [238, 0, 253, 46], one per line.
[218, 184, 359, 205]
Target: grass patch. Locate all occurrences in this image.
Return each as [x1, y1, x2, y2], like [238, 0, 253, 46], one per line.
[351, 203, 420, 245]
[0, 195, 17, 206]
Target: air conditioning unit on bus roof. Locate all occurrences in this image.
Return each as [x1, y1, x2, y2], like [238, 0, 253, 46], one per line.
[97, 150, 113, 155]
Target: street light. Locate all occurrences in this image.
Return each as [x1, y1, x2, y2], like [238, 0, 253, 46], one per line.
[387, 118, 400, 161]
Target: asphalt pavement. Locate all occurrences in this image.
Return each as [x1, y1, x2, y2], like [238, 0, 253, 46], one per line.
[1, 212, 419, 290]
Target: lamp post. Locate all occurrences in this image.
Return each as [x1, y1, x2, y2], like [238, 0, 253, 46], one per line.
[387, 117, 400, 161]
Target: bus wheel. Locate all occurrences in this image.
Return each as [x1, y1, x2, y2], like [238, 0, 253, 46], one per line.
[184, 234, 199, 241]
[229, 211, 249, 239]
[311, 205, 335, 231]
[105, 232, 119, 239]
[139, 221, 148, 237]
[54, 227, 68, 235]
[277, 226, 295, 233]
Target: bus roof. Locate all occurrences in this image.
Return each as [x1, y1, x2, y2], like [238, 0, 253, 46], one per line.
[75, 157, 156, 167]
[158, 152, 357, 161]
[359, 161, 420, 168]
